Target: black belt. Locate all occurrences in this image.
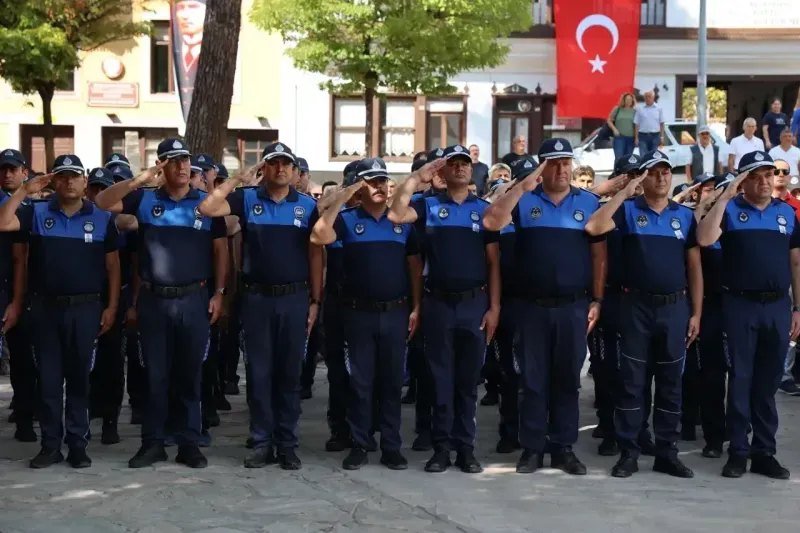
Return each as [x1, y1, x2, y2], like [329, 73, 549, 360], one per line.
[724, 288, 784, 304]
[624, 287, 686, 306]
[142, 280, 206, 299]
[341, 297, 407, 312]
[37, 293, 102, 307]
[521, 291, 586, 308]
[426, 285, 486, 303]
[244, 281, 307, 297]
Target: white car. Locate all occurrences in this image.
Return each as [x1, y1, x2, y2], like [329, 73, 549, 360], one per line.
[573, 121, 730, 179]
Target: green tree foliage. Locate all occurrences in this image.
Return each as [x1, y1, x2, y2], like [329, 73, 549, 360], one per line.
[251, 0, 532, 154]
[0, 1, 150, 169]
[682, 87, 728, 123]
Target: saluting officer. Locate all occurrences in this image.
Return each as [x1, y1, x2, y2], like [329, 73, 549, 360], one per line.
[312, 157, 422, 470]
[95, 138, 228, 469]
[390, 145, 501, 474]
[199, 141, 323, 470]
[586, 150, 702, 479]
[484, 139, 605, 475]
[0, 155, 120, 469]
[104, 153, 131, 169]
[697, 151, 799, 479]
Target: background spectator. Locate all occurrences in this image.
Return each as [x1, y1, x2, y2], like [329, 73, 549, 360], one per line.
[768, 129, 800, 177]
[762, 97, 789, 150]
[572, 165, 595, 189]
[792, 91, 800, 141]
[469, 144, 489, 195]
[633, 90, 665, 153]
[686, 125, 721, 178]
[728, 117, 764, 170]
[501, 136, 527, 166]
[608, 92, 636, 159]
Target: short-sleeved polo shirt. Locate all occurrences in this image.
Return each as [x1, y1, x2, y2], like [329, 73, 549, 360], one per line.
[512, 185, 603, 297]
[227, 186, 318, 286]
[17, 198, 118, 296]
[612, 196, 698, 294]
[411, 192, 498, 292]
[0, 192, 27, 293]
[333, 206, 419, 301]
[121, 186, 226, 286]
[718, 194, 800, 293]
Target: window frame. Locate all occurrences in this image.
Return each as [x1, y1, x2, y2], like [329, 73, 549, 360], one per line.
[330, 95, 368, 161]
[379, 97, 417, 163]
[150, 20, 175, 95]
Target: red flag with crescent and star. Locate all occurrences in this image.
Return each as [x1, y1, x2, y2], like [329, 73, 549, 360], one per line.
[554, 0, 641, 118]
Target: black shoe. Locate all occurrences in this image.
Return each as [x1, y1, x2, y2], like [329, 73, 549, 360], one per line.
[176, 445, 208, 468]
[496, 436, 521, 454]
[401, 384, 416, 404]
[515, 449, 544, 474]
[681, 425, 697, 441]
[597, 437, 620, 456]
[325, 432, 352, 452]
[224, 381, 240, 395]
[380, 450, 408, 470]
[128, 443, 168, 468]
[611, 455, 639, 478]
[29, 448, 64, 469]
[130, 408, 143, 425]
[243, 447, 276, 468]
[480, 390, 499, 406]
[342, 447, 369, 470]
[101, 419, 120, 445]
[424, 449, 451, 473]
[551, 450, 587, 475]
[277, 449, 302, 470]
[702, 444, 723, 459]
[67, 448, 92, 468]
[750, 454, 790, 480]
[653, 456, 694, 478]
[591, 426, 606, 439]
[365, 434, 378, 452]
[455, 450, 483, 474]
[412, 431, 433, 451]
[721, 455, 748, 478]
[246, 437, 255, 449]
[215, 394, 232, 411]
[203, 411, 220, 428]
[638, 437, 656, 456]
[300, 388, 312, 400]
[14, 425, 37, 443]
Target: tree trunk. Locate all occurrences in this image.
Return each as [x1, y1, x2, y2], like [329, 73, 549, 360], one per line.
[184, 0, 243, 161]
[363, 70, 378, 157]
[38, 83, 56, 172]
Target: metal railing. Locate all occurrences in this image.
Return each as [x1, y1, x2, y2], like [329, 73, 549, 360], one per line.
[532, 0, 666, 26]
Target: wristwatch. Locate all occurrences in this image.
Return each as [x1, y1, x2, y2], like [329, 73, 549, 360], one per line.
[793, 305, 800, 313]
[216, 287, 227, 296]
[591, 296, 603, 305]
[310, 298, 321, 306]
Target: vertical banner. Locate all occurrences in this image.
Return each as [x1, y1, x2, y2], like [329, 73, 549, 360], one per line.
[171, 0, 208, 121]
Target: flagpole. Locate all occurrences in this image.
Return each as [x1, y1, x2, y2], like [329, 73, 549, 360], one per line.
[697, 0, 708, 128]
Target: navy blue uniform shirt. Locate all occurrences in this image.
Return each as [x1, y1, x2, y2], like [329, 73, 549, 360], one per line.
[701, 240, 723, 295]
[121, 187, 226, 286]
[324, 206, 348, 294]
[612, 196, 698, 294]
[718, 195, 800, 293]
[333, 206, 419, 301]
[227, 186, 318, 286]
[0, 192, 27, 293]
[411, 192, 498, 292]
[603, 200, 625, 288]
[512, 185, 603, 297]
[499, 223, 516, 295]
[18, 198, 118, 296]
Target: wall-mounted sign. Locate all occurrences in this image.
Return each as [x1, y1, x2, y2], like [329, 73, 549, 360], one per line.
[667, 0, 800, 28]
[101, 57, 125, 80]
[87, 82, 139, 108]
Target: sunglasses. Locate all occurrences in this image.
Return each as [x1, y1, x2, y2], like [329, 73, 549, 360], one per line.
[776, 169, 790, 176]
[312, 193, 322, 199]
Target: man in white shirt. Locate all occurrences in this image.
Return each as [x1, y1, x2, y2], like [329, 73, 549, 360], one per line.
[728, 117, 764, 171]
[768, 129, 800, 176]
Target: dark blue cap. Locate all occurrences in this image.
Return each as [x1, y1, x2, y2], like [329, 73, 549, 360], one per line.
[261, 142, 296, 163]
[511, 156, 539, 181]
[342, 160, 360, 186]
[190, 156, 205, 175]
[87, 167, 114, 188]
[216, 164, 229, 179]
[672, 184, 689, 196]
[194, 153, 216, 171]
[693, 172, 716, 186]
[441, 144, 471, 162]
[426, 147, 446, 162]
[354, 158, 389, 180]
[538, 138, 573, 160]
[614, 153, 641, 175]
[411, 158, 427, 172]
[639, 150, 672, 170]
[488, 178, 510, 192]
[296, 157, 309, 173]
[157, 138, 191, 160]
[714, 173, 736, 190]
[104, 153, 130, 168]
[52, 154, 85, 175]
[0, 149, 26, 168]
[108, 164, 133, 181]
[737, 150, 775, 173]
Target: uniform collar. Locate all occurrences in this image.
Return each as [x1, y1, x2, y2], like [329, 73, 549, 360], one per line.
[156, 185, 201, 201]
[634, 194, 680, 212]
[733, 193, 781, 211]
[424, 187, 446, 198]
[48, 196, 93, 215]
[355, 205, 389, 220]
[531, 184, 581, 204]
[436, 191, 477, 204]
[257, 185, 299, 203]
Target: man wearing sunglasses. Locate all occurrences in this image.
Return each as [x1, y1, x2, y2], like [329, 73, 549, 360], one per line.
[769, 129, 800, 179]
[771, 159, 800, 221]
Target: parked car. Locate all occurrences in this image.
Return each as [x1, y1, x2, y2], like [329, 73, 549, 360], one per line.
[573, 121, 730, 179]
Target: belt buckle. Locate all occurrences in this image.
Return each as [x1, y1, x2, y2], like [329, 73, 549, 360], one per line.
[165, 287, 178, 298]
[652, 294, 667, 306]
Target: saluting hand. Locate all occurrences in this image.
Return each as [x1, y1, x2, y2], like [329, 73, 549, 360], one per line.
[208, 292, 224, 325]
[673, 181, 702, 204]
[232, 164, 260, 185]
[521, 160, 548, 192]
[415, 159, 446, 184]
[480, 306, 500, 345]
[587, 301, 601, 334]
[686, 314, 701, 347]
[133, 160, 168, 188]
[23, 173, 54, 195]
[623, 171, 647, 197]
[98, 307, 117, 336]
[723, 171, 749, 200]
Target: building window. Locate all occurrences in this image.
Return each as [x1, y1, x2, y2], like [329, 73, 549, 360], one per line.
[143, 128, 179, 167]
[380, 99, 415, 159]
[426, 100, 465, 149]
[57, 71, 76, 93]
[495, 97, 532, 161]
[226, 130, 280, 170]
[332, 97, 366, 158]
[151, 21, 174, 94]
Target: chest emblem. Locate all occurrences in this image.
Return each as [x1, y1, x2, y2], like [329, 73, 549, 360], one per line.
[253, 203, 264, 216]
[294, 206, 305, 220]
[354, 223, 365, 235]
[438, 207, 449, 219]
[44, 218, 54, 230]
[83, 221, 95, 233]
[470, 210, 480, 222]
[530, 207, 542, 219]
[152, 205, 164, 218]
[393, 224, 403, 234]
[670, 217, 681, 230]
[194, 207, 203, 220]
[738, 212, 749, 223]
[777, 214, 787, 226]
[636, 214, 648, 228]
[573, 210, 584, 222]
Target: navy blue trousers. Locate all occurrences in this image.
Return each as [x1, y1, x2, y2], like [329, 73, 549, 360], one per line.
[424, 292, 488, 452]
[407, 328, 433, 433]
[90, 291, 130, 421]
[323, 295, 348, 435]
[491, 300, 518, 440]
[6, 302, 37, 424]
[516, 298, 588, 453]
[723, 293, 790, 457]
[343, 306, 407, 451]
[616, 293, 688, 459]
[138, 289, 209, 446]
[241, 290, 308, 450]
[30, 298, 102, 450]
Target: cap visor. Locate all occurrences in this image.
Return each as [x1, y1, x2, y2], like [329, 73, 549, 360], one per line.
[540, 153, 574, 160]
[263, 153, 296, 163]
[88, 179, 113, 188]
[445, 153, 471, 162]
[739, 161, 776, 173]
[640, 160, 673, 171]
[0, 157, 23, 167]
[53, 166, 85, 175]
[362, 172, 389, 180]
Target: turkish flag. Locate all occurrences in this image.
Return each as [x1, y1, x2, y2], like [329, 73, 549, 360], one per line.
[554, 0, 641, 118]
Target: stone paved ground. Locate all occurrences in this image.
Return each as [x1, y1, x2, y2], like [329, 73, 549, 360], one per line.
[1, 365, 800, 533]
